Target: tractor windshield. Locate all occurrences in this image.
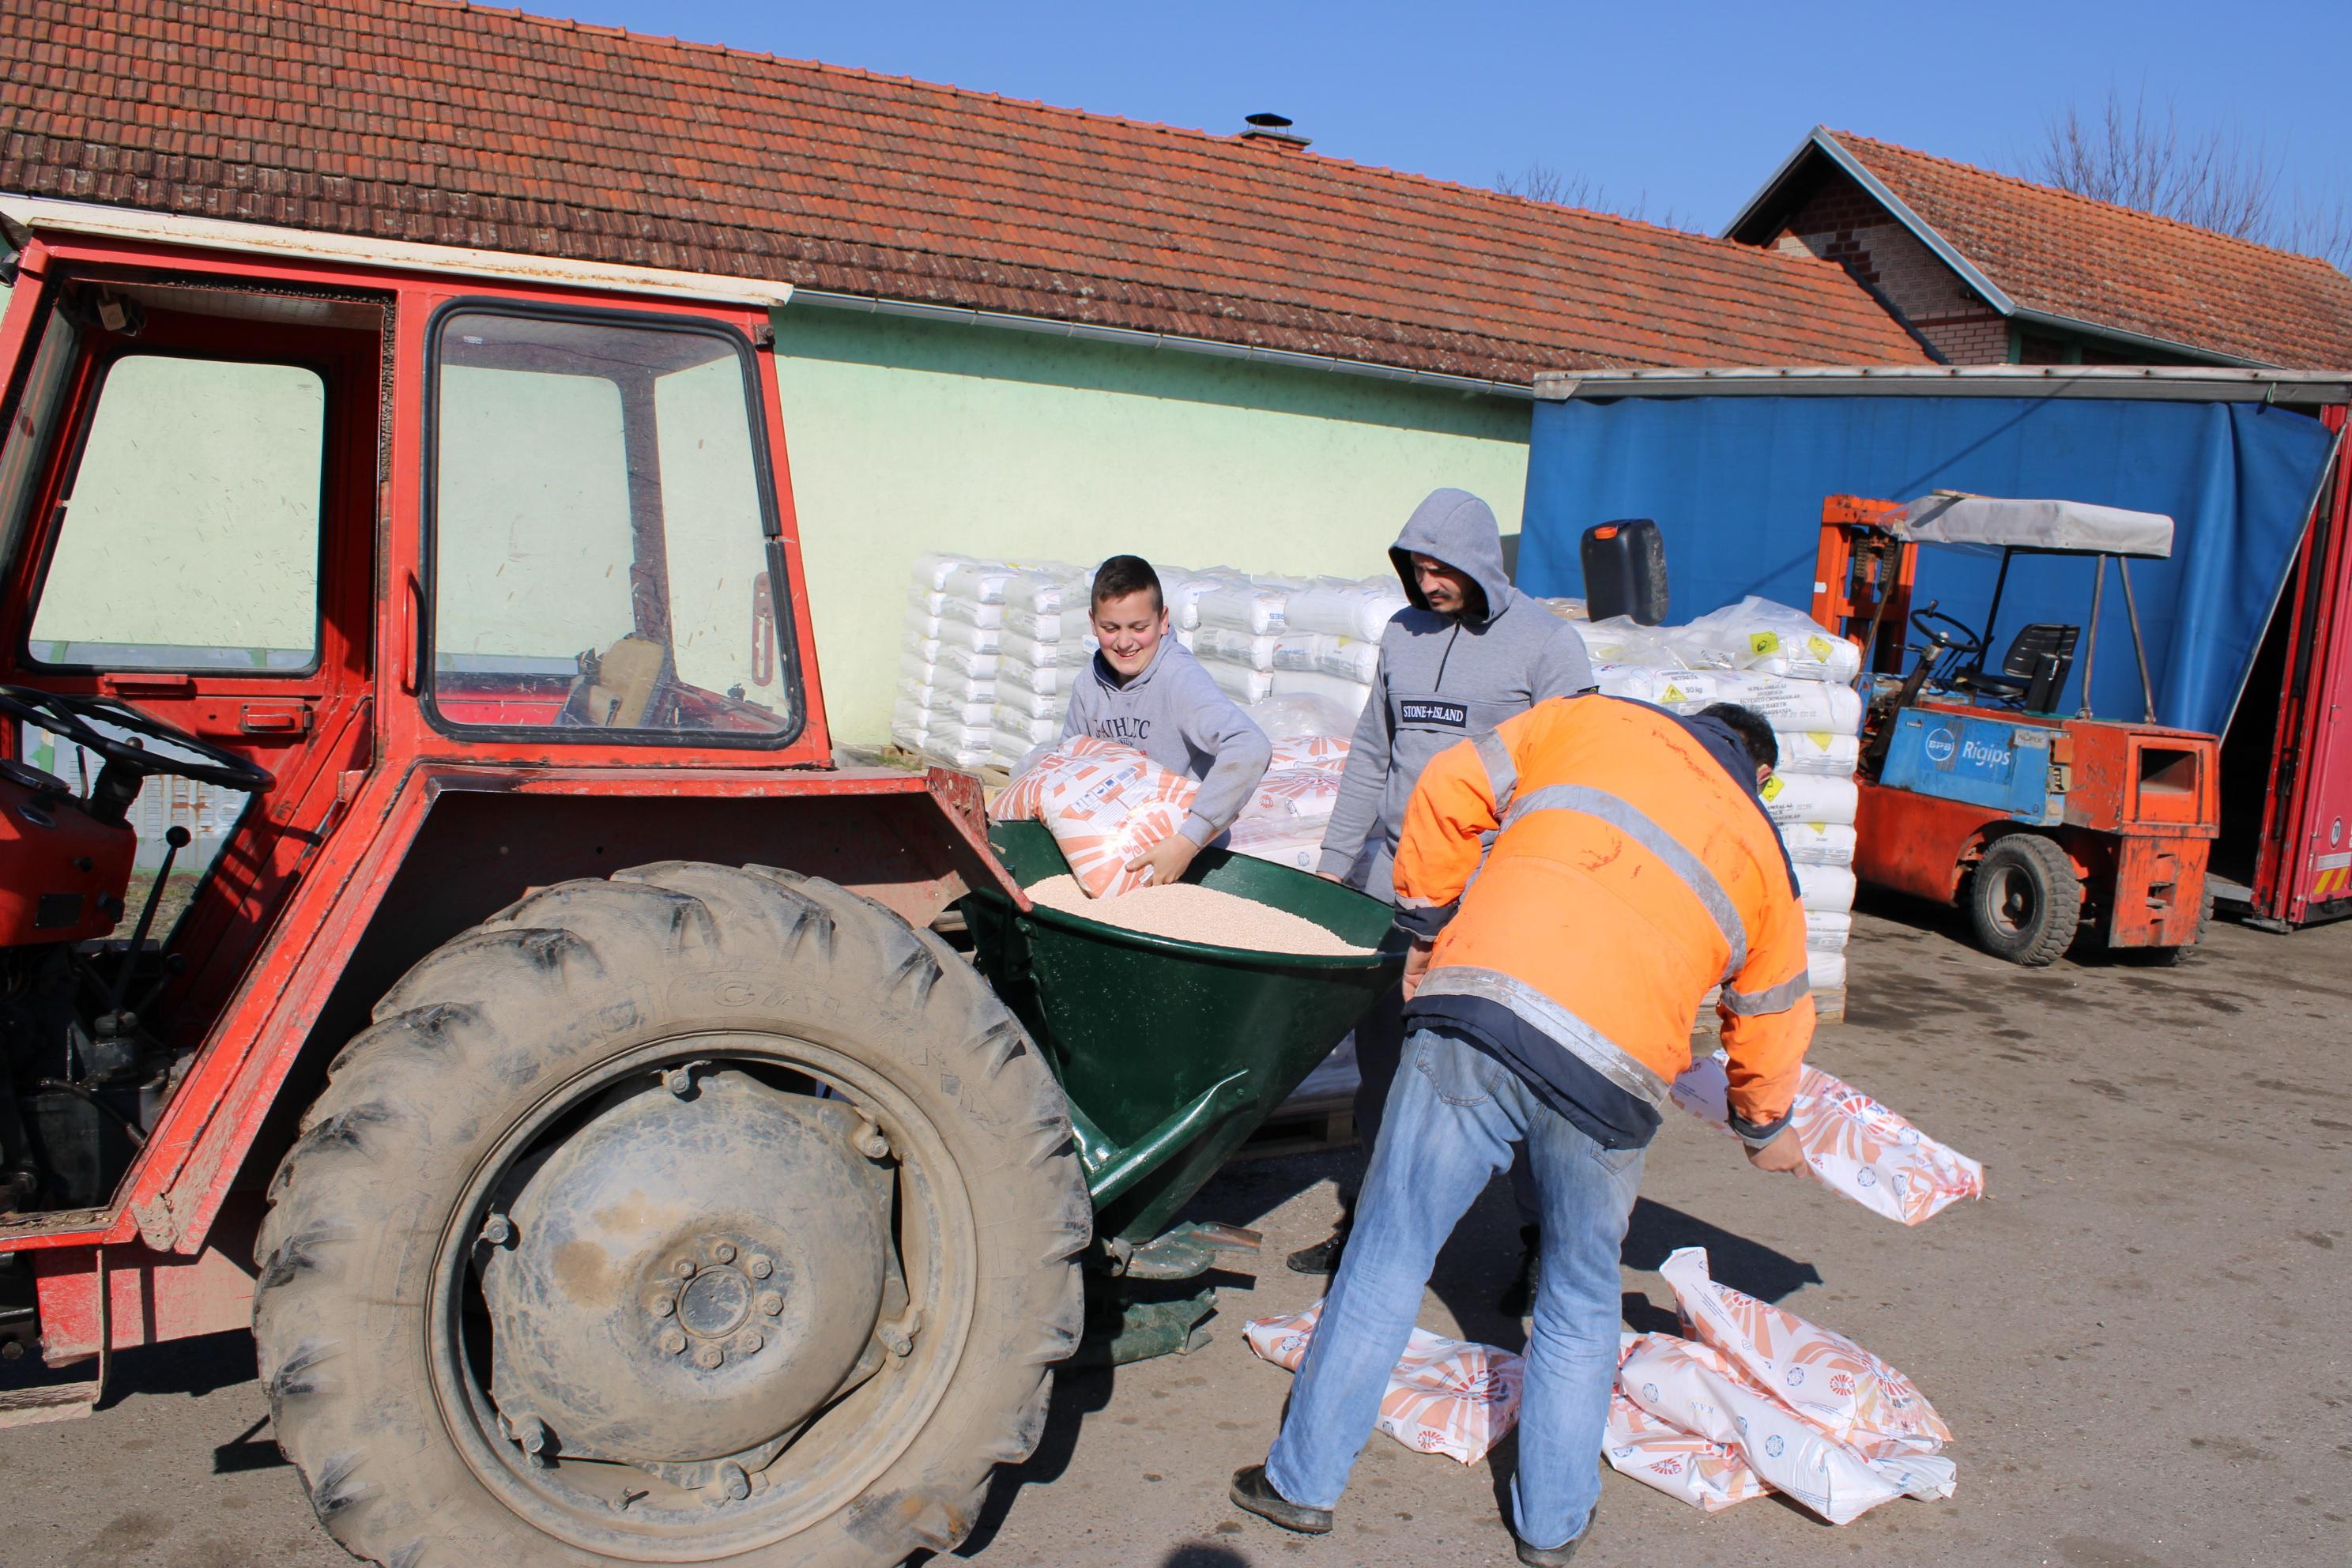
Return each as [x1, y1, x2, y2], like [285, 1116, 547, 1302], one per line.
[428, 308, 797, 742]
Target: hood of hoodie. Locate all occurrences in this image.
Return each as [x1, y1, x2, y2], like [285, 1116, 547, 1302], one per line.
[1388, 488, 1517, 624]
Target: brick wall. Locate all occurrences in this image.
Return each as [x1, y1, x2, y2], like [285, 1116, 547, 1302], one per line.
[1770, 169, 2011, 364]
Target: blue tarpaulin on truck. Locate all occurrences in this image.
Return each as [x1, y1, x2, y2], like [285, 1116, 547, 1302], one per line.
[1517, 394, 2337, 737]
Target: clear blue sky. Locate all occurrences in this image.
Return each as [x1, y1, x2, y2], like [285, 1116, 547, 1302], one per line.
[556, 0, 2351, 236]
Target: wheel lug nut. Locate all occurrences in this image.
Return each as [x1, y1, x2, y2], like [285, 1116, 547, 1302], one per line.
[747, 1255, 773, 1280]
[659, 1328, 687, 1355]
[664, 1066, 695, 1097]
[672, 1257, 697, 1279]
[695, 1345, 726, 1370]
[718, 1460, 751, 1501]
[756, 1291, 784, 1317]
[481, 1212, 514, 1246]
[711, 1241, 737, 1263]
[647, 1291, 676, 1317]
[733, 1329, 763, 1355]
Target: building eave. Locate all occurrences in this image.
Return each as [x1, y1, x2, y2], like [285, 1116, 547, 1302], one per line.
[1723, 129, 2020, 316]
[1723, 133, 2280, 369]
[1532, 364, 2352, 404]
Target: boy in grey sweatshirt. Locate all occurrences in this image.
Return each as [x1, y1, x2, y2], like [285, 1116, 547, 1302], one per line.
[1045, 554, 1273, 888]
[1293, 488, 1596, 1302]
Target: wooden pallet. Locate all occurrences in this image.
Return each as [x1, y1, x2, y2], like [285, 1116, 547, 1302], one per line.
[1233, 1095, 1357, 1160]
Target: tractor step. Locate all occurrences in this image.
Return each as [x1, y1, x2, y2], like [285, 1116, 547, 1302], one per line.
[0, 1376, 104, 1428]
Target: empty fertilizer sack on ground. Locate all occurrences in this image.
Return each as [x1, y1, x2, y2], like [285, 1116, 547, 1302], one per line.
[1024, 875, 1368, 956]
[1668, 1053, 1986, 1225]
[1608, 1248, 1955, 1526]
[1244, 1299, 1523, 1464]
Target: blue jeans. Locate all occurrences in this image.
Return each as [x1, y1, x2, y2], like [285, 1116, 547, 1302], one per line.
[1265, 1027, 1645, 1550]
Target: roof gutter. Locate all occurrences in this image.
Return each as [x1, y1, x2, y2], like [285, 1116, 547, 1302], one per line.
[1533, 364, 2352, 405]
[785, 288, 1536, 399]
[2003, 305, 2271, 369]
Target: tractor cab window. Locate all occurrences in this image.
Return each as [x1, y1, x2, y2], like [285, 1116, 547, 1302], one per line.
[25, 356, 324, 671]
[428, 310, 795, 741]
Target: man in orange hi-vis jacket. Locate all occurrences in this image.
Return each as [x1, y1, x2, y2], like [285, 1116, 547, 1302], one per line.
[1231, 698, 1813, 1565]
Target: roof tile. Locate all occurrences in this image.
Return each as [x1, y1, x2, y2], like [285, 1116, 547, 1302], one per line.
[1829, 131, 2352, 368]
[3, 0, 1932, 379]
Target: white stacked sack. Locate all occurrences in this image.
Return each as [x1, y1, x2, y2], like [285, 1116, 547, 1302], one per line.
[1563, 597, 1863, 1022]
[1187, 571, 1404, 728]
[894, 554, 1093, 772]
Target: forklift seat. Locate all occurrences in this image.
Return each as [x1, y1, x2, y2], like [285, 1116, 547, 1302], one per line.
[1951, 622, 2079, 712]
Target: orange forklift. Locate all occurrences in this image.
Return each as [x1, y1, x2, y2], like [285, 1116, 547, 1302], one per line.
[1815, 493, 2219, 965]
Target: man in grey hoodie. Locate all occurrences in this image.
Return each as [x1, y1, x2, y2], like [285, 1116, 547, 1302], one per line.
[1042, 553, 1273, 884]
[1290, 488, 1596, 1302]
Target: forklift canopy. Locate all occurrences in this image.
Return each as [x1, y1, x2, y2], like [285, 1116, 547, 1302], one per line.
[1893, 494, 2175, 558]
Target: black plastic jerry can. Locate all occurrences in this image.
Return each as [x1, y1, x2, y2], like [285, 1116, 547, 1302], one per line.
[1581, 518, 1668, 625]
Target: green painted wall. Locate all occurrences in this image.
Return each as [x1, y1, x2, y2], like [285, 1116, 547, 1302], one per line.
[769, 308, 1532, 743]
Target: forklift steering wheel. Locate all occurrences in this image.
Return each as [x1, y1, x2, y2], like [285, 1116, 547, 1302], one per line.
[0, 684, 276, 794]
[1909, 608, 1986, 661]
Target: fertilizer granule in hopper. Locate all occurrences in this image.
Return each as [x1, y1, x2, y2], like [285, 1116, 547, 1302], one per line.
[1023, 874, 1371, 957]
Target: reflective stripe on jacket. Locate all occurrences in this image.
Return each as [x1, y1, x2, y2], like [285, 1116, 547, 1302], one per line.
[1393, 695, 1815, 1129]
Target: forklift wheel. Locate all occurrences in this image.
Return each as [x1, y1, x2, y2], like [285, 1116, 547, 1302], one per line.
[2145, 887, 2216, 966]
[1969, 835, 2083, 967]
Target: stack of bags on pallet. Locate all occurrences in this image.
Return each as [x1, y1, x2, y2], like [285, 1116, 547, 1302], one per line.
[1179, 571, 1406, 730]
[1560, 597, 1864, 1018]
[893, 554, 1096, 773]
[897, 555, 1408, 775]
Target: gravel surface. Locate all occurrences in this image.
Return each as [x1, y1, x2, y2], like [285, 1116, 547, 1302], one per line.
[1026, 873, 1370, 956]
[4, 903, 2345, 1567]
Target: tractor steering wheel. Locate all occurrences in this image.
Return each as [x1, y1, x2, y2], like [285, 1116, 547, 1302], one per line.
[0, 684, 276, 795]
[1909, 607, 1987, 662]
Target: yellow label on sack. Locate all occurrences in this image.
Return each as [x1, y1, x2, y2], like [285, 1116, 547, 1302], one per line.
[1750, 631, 1781, 656]
[1807, 730, 1833, 748]
[1806, 635, 1835, 660]
[1761, 775, 1785, 801]
[1662, 683, 1686, 703]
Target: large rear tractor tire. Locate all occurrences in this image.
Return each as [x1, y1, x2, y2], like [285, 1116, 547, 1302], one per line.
[253, 863, 1089, 1567]
[1968, 834, 2083, 967]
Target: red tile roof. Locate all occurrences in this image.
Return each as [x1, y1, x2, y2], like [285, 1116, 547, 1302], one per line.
[1826, 131, 2352, 368]
[0, 0, 1932, 383]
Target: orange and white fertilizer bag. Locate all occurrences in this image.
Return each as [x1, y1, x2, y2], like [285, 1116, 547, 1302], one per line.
[1603, 1334, 1771, 1513]
[1216, 736, 1351, 873]
[1611, 1249, 1956, 1525]
[1244, 1299, 1522, 1464]
[992, 736, 1197, 898]
[1660, 1248, 1950, 1457]
[1668, 1054, 1985, 1226]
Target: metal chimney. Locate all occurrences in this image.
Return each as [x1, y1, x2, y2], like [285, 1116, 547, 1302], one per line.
[1238, 112, 1310, 149]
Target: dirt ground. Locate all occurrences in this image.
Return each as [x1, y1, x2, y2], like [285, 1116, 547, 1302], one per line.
[4, 900, 2347, 1568]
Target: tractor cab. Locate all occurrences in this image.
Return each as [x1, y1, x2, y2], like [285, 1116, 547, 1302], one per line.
[1814, 493, 2219, 964]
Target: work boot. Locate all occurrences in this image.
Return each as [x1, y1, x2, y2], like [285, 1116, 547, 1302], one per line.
[1285, 1223, 1348, 1276]
[1229, 1464, 1332, 1534]
[1498, 1224, 1540, 1317]
[1512, 1508, 1592, 1565]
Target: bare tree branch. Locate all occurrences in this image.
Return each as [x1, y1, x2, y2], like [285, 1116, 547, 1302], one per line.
[2025, 86, 2350, 268]
[1494, 163, 1685, 231]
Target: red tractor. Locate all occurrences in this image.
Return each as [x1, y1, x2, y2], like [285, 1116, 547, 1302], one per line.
[0, 201, 1102, 1565]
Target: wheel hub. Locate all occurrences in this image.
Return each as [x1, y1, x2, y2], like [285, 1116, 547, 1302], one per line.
[478, 1069, 893, 1467]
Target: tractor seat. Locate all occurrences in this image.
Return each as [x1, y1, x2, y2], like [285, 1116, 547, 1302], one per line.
[1949, 622, 2079, 712]
[561, 635, 668, 727]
